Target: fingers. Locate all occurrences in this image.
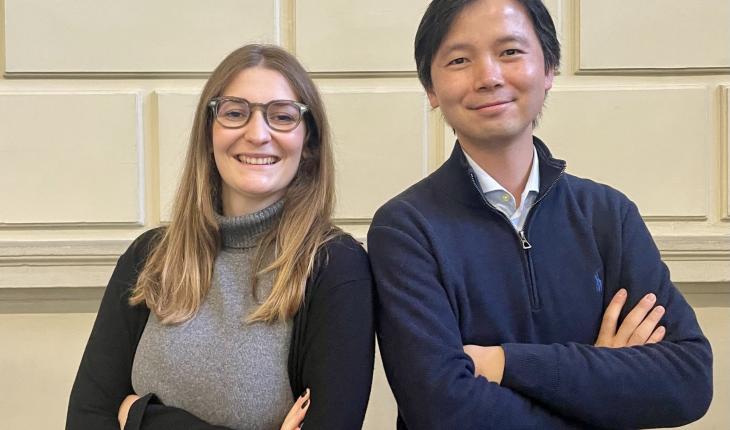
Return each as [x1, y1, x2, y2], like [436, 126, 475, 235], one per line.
[595, 289, 627, 346]
[614, 292, 656, 345]
[626, 305, 665, 346]
[646, 325, 666, 344]
[118, 394, 141, 430]
[281, 388, 310, 430]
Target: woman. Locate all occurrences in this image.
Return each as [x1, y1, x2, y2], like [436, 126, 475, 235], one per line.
[66, 44, 374, 430]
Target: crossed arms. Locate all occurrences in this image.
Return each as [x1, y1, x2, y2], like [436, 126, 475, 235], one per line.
[368, 200, 712, 429]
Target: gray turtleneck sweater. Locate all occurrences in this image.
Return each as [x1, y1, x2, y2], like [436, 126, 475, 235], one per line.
[131, 200, 293, 430]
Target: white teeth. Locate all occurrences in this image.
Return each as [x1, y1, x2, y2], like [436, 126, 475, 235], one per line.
[237, 155, 278, 165]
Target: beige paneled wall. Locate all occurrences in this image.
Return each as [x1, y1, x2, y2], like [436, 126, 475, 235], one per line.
[295, 0, 427, 73]
[578, 0, 730, 72]
[5, 0, 280, 75]
[0, 0, 728, 429]
[539, 86, 711, 219]
[0, 92, 144, 226]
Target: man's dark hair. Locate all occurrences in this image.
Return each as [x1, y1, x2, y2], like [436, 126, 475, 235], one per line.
[414, 0, 560, 91]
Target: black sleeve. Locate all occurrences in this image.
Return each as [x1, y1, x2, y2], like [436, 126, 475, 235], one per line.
[66, 229, 235, 430]
[124, 394, 230, 430]
[298, 235, 376, 430]
[66, 230, 157, 429]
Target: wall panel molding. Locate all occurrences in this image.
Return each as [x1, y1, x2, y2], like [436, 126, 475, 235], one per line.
[723, 85, 730, 220]
[0, 233, 726, 291]
[0, 91, 145, 227]
[0, 240, 128, 266]
[309, 71, 417, 79]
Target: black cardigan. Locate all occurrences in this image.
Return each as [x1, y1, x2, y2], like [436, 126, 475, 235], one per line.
[66, 228, 375, 429]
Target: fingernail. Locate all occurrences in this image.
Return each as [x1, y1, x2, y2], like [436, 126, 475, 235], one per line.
[301, 399, 309, 409]
[617, 289, 627, 297]
[654, 306, 665, 315]
[644, 293, 656, 302]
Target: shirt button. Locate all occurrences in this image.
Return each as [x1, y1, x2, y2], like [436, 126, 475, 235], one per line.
[501, 193, 510, 202]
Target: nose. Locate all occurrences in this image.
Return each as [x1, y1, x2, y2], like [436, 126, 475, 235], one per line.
[243, 109, 271, 145]
[473, 56, 504, 91]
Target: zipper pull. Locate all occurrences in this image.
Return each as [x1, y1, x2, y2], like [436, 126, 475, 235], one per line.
[518, 230, 532, 250]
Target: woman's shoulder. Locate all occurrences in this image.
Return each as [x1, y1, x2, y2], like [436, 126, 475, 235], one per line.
[125, 227, 165, 262]
[313, 232, 371, 286]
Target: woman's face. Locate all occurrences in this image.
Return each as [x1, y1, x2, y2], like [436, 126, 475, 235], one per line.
[212, 67, 307, 216]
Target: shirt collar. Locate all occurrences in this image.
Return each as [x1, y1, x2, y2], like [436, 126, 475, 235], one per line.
[463, 146, 540, 198]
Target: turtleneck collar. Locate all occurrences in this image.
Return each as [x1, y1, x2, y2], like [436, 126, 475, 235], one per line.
[215, 200, 284, 249]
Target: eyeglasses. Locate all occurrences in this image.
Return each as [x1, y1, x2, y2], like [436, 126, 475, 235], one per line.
[208, 96, 309, 132]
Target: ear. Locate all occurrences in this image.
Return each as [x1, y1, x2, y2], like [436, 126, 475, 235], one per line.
[544, 68, 555, 92]
[426, 88, 440, 109]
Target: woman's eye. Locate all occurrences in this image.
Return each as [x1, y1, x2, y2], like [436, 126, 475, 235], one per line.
[223, 110, 246, 119]
[269, 113, 296, 124]
[503, 49, 520, 56]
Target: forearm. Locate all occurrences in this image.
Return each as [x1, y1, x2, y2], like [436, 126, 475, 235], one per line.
[125, 394, 232, 430]
[501, 337, 712, 428]
[381, 334, 588, 429]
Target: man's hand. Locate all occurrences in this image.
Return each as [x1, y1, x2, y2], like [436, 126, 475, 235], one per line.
[281, 388, 311, 430]
[463, 345, 505, 384]
[118, 394, 140, 429]
[595, 288, 666, 348]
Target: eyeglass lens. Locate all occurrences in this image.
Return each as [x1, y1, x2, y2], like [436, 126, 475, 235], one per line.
[215, 99, 302, 131]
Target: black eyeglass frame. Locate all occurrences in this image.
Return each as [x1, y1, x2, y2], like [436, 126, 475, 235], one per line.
[208, 96, 309, 132]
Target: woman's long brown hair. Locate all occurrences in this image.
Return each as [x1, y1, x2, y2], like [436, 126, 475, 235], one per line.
[131, 44, 338, 324]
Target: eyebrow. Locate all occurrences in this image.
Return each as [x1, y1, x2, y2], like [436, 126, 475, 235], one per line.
[439, 34, 531, 55]
[494, 34, 530, 45]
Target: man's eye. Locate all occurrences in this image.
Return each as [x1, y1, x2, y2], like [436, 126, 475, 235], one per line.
[447, 57, 466, 66]
[503, 49, 520, 56]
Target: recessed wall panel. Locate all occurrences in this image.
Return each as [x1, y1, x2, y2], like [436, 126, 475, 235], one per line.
[0, 314, 96, 429]
[579, 0, 730, 71]
[157, 92, 200, 223]
[0, 92, 142, 225]
[4, 0, 279, 74]
[296, 0, 427, 72]
[322, 90, 429, 219]
[536, 86, 709, 218]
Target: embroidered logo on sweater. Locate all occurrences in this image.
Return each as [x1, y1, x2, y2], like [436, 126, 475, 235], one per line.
[593, 271, 603, 293]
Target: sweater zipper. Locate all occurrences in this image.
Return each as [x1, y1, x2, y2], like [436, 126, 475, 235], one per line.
[469, 166, 565, 310]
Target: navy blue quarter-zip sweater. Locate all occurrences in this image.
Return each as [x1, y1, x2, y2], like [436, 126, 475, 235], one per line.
[368, 138, 712, 429]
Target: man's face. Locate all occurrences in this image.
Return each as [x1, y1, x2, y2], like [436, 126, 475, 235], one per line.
[427, 0, 554, 148]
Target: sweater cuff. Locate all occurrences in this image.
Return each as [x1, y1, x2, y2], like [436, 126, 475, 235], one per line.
[502, 343, 560, 400]
[124, 393, 158, 430]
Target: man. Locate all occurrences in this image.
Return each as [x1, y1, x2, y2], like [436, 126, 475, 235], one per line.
[367, 0, 713, 428]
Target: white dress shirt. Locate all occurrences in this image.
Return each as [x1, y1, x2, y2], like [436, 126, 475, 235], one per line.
[463, 147, 540, 231]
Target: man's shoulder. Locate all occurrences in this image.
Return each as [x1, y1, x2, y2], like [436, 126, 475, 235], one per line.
[372, 172, 446, 227]
[561, 173, 633, 208]
[556, 173, 642, 234]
